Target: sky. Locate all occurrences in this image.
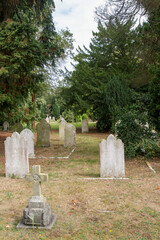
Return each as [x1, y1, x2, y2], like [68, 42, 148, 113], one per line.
[53, 0, 105, 69]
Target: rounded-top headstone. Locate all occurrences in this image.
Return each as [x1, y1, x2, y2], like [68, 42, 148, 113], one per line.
[36, 119, 50, 147]
[20, 129, 35, 157]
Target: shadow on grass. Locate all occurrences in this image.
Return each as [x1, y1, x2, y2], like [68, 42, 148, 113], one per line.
[76, 173, 100, 178]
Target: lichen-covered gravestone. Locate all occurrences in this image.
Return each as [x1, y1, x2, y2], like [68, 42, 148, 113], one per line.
[3, 121, 9, 131]
[82, 119, 89, 133]
[12, 123, 24, 133]
[20, 129, 35, 158]
[99, 134, 125, 178]
[59, 119, 67, 141]
[5, 132, 29, 178]
[36, 119, 50, 147]
[64, 123, 76, 147]
[17, 165, 56, 229]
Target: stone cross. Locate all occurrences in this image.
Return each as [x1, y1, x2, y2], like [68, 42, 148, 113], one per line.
[25, 165, 48, 196]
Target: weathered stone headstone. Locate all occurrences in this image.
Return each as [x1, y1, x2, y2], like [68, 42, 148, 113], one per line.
[12, 123, 24, 133]
[17, 165, 56, 229]
[52, 117, 55, 122]
[59, 119, 67, 141]
[3, 121, 9, 131]
[99, 134, 125, 178]
[20, 129, 35, 158]
[5, 132, 29, 178]
[82, 119, 89, 133]
[64, 123, 76, 147]
[36, 119, 50, 147]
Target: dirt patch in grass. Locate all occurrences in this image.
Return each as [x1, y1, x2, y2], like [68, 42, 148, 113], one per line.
[0, 130, 160, 240]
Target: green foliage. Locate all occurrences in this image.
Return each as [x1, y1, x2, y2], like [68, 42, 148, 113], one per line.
[0, 0, 73, 124]
[114, 107, 159, 158]
[82, 114, 88, 120]
[62, 109, 74, 122]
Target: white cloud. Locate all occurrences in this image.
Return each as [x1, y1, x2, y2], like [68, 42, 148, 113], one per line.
[54, 0, 105, 50]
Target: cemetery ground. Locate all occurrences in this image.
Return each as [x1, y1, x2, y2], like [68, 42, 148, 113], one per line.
[0, 127, 160, 240]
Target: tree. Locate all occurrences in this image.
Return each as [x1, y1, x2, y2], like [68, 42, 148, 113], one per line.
[0, 0, 73, 124]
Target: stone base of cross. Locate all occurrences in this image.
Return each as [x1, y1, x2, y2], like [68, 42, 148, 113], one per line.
[17, 165, 56, 229]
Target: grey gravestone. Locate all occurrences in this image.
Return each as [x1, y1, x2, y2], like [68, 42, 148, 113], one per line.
[12, 123, 24, 133]
[3, 121, 9, 131]
[52, 117, 55, 122]
[99, 134, 125, 178]
[20, 129, 35, 158]
[82, 119, 89, 133]
[5, 132, 29, 178]
[59, 119, 66, 141]
[17, 165, 56, 229]
[64, 123, 76, 147]
[36, 119, 50, 147]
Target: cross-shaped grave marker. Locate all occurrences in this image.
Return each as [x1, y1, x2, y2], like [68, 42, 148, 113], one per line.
[25, 165, 48, 196]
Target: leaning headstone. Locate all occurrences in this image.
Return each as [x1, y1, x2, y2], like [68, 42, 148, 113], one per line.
[12, 123, 24, 133]
[36, 119, 50, 147]
[99, 134, 125, 178]
[17, 165, 56, 229]
[20, 129, 35, 158]
[64, 123, 76, 147]
[82, 119, 89, 133]
[5, 132, 29, 178]
[3, 121, 9, 131]
[59, 119, 67, 141]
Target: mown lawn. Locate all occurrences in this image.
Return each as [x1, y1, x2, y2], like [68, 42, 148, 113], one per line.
[0, 129, 159, 240]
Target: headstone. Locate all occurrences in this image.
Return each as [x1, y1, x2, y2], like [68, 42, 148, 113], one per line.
[99, 134, 125, 178]
[20, 129, 35, 158]
[12, 123, 24, 133]
[52, 117, 55, 122]
[5, 132, 29, 178]
[36, 119, 50, 147]
[64, 123, 76, 147]
[49, 116, 51, 122]
[82, 119, 89, 133]
[45, 116, 50, 124]
[59, 119, 67, 141]
[3, 121, 9, 131]
[17, 165, 56, 229]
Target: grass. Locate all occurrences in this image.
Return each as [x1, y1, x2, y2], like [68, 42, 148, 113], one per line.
[0, 130, 160, 239]
[50, 121, 96, 131]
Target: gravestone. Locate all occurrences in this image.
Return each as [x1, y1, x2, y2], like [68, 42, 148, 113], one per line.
[20, 129, 35, 158]
[64, 123, 76, 147]
[99, 134, 125, 178]
[59, 119, 67, 141]
[12, 123, 24, 133]
[36, 119, 50, 147]
[52, 117, 55, 122]
[3, 121, 9, 131]
[46, 116, 50, 124]
[82, 119, 89, 133]
[5, 132, 29, 178]
[17, 165, 56, 229]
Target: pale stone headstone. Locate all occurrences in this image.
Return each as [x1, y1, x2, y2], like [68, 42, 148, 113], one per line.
[36, 119, 50, 147]
[52, 117, 55, 122]
[17, 165, 56, 229]
[5, 132, 29, 178]
[99, 134, 125, 178]
[64, 123, 76, 147]
[12, 123, 24, 133]
[82, 119, 89, 133]
[46, 115, 50, 123]
[3, 121, 9, 131]
[20, 129, 35, 158]
[59, 119, 67, 141]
